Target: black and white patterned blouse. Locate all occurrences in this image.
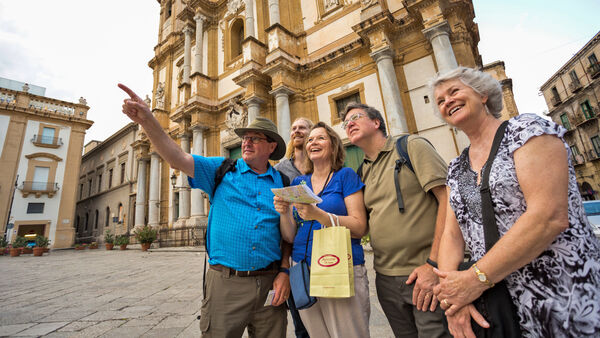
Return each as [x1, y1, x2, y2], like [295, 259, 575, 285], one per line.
[447, 114, 600, 337]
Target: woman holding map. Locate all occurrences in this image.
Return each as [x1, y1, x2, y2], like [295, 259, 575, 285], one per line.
[274, 122, 370, 338]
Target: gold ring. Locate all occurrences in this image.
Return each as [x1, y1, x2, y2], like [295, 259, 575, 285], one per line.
[442, 299, 450, 307]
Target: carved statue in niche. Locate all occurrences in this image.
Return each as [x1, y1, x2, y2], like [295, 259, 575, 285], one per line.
[324, 0, 340, 11]
[225, 98, 247, 131]
[361, 0, 376, 7]
[226, 0, 244, 17]
[155, 82, 165, 109]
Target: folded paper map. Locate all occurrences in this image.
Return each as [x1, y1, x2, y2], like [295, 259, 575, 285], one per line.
[271, 184, 323, 204]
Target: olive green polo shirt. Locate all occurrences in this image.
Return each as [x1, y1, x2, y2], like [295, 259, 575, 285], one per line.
[361, 135, 447, 276]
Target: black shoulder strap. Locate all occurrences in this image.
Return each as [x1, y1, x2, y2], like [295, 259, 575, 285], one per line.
[212, 158, 237, 198]
[356, 163, 363, 178]
[276, 171, 290, 187]
[480, 121, 509, 252]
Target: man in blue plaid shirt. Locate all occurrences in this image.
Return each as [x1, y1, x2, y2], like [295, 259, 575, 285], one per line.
[119, 84, 294, 338]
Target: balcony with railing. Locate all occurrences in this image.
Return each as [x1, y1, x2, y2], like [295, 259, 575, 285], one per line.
[588, 150, 600, 162]
[574, 154, 586, 166]
[551, 95, 562, 107]
[18, 181, 60, 198]
[575, 107, 599, 128]
[31, 134, 63, 148]
[589, 62, 600, 79]
[569, 79, 582, 93]
[0, 86, 89, 120]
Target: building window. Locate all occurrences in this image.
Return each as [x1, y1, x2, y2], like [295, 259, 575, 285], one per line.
[165, 0, 172, 18]
[120, 162, 126, 184]
[85, 212, 89, 231]
[108, 168, 113, 188]
[560, 113, 571, 130]
[105, 207, 110, 227]
[551, 86, 560, 100]
[569, 70, 578, 83]
[335, 92, 361, 118]
[94, 210, 99, 229]
[27, 203, 44, 214]
[41, 127, 56, 145]
[589, 53, 598, 65]
[79, 183, 84, 199]
[98, 174, 102, 192]
[592, 136, 600, 158]
[88, 178, 93, 196]
[32, 166, 50, 191]
[230, 19, 244, 59]
[328, 83, 366, 126]
[582, 100, 594, 119]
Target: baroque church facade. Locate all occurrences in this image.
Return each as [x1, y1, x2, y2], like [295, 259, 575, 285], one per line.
[128, 0, 517, 233]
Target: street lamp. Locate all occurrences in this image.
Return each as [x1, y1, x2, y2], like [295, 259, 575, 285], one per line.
[170, 173, 177, 187]
[4, 175, 18, 240]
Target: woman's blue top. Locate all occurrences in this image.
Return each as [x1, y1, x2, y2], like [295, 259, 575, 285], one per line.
[291, 167, 365, 266]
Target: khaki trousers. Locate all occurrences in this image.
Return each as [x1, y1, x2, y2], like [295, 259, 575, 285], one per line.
[298, 264, 371, 338]
[199, 267, 287, 338]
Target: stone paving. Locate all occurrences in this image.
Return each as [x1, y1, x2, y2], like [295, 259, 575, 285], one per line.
[0, 247, 394, 337]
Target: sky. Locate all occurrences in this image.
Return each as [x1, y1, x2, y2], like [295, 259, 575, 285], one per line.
[0, 0, 599, 145]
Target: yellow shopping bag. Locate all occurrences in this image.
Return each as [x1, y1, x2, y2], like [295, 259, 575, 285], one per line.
[309, 213, 354, 298]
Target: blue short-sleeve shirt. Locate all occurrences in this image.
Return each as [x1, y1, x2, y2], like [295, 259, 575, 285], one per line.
[291, 167, 365, 266]
[187, 155, 285, 271]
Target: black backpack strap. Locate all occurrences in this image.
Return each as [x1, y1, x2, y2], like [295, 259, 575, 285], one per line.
[277, 171, 290, 187]
[212, 158, 237, 198]
[356, 163, 363, 179]
[480, 121, 509, 251]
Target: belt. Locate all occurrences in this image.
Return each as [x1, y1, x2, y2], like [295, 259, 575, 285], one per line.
[209, 262, 278, 277]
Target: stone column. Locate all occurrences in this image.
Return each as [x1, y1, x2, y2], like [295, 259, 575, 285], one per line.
[370, 48, 408, 134]
[244, 97, 263, 124]
[194, 14, 206, 75]
[244, 0, 256, 38]
[177, 134, 191, 225]
[268, 0, 280, 26]
[270, 87, 293, 144]
[183, 25, 193, 84]
[148, 153, 161, 228]
[422, 21, 458, 74]
[190, 127, 205, 217]
[134, 158, 148, 228]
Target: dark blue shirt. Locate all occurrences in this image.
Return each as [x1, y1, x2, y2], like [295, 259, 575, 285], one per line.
[291, 167, 365, 266]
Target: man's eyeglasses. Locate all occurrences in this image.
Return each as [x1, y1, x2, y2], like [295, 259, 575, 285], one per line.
[242, 135, 268, 144]
[342, 112, 366, 129]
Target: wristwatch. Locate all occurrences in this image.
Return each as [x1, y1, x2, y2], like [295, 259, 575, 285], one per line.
[279, 267, 290, 275]
[472, 263, 494, 288]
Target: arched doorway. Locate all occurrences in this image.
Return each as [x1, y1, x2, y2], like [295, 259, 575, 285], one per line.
[582, 181, 596, 201]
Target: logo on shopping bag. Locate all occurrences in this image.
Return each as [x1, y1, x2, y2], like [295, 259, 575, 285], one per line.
[318, 254, 340, 267]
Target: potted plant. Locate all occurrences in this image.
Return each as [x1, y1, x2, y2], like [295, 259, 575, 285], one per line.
[11, 236, 27, 257]
[33, 235, 50, 256]
[134, 226, 158, 251]
[74, 243, 87, 250]
[0, 237, 7, 256]
[89, 242, 99, 249]
[104, 230, 114, 250]
[115, 235, 130, 250]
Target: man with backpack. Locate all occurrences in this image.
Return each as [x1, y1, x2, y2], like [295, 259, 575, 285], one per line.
[342, 103, 450, 337]
[119, 84, 292, 338]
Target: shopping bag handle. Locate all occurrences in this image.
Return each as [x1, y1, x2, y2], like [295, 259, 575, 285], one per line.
[327, 213, 340, 227]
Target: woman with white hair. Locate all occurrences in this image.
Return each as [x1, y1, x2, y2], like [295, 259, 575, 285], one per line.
[430, 66, 600, 337]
